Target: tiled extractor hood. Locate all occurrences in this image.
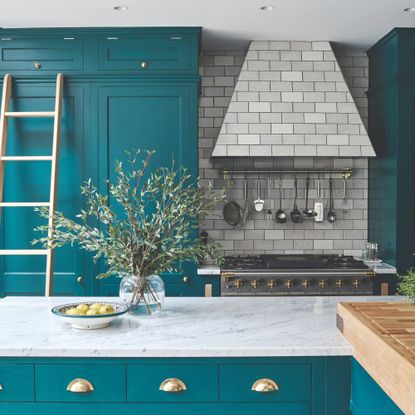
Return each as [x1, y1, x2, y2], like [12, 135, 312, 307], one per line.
[212, 41, 375, 157]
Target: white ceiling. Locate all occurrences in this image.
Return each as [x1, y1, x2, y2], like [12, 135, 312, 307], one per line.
[2, 0, 415, 50]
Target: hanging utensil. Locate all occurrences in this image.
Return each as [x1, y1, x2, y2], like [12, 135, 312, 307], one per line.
[303, 176, 317, 218]
[290, 177, 303, 223]
[327, 177, 336, 223]
[266, 176, 272, 221]
[314, 176, 324, 223]
[275, 176, 287, 224]
[254, 179, 264, 212]
[342, 173, 347, 200]
[241, 179, 252, 225]
[223, 179, 242, 226]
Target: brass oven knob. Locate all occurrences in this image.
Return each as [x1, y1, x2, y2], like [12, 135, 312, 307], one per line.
[352, 279, 360, 288]
[301, 279, 311, 288]
[284, 279, 293, 289]
[159, 378, 187, 393]
[251, 280, 258, 289]
[336, 279, 343, 288]
[66, 378, 94, 393]
[267, 280, 276, 289]
[318, 279, 328, 288]
[235, 280, 243, 289]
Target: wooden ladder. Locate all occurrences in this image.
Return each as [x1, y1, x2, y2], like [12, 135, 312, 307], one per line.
[0, 73, 63, 296]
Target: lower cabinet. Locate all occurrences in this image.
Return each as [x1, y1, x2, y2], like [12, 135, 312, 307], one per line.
[350, 359, 403, 415]
[0, 356, 352, 415]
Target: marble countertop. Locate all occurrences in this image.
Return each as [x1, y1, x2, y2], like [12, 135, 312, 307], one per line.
[0, 296, 401, 358]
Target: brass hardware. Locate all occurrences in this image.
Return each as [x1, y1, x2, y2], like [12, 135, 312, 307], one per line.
[204, 283, 212, 297]
[335, 279, 343, 288]
[251, 280, 258, 289]
[66, 378, 94, 393]
[183, 276, 189, 284]
[365, 271, 375, 277]
[235, 280, 243, 289]
[352, 279, 360, 288]
[267, 280, 276, 289]
[251, 378, 279, 393]
[381, 282, 389, 296]
[34, 62, 41, 69]
[318, 279, 328, 288]
[141, 61, 148, 69]
[76, 276, 84, 285]
[284, 279, 293, 289]
[221, 272, 235, 278]
[0, 383, 3, 391]
[301, 279, 311, 288]
[159, 378, 187, 393]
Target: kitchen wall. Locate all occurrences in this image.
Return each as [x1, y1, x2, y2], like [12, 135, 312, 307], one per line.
[198, 46, 369, 256]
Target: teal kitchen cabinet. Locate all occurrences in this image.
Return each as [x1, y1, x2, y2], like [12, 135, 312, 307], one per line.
[0, 81, 89, 297]
[350, 359, 403, 415]
[0, 27, 200, 297]
[0, 356, 351, 415]
[368, 28, 415, 273]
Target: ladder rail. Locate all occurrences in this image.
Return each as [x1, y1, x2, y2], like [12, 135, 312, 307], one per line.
[0, 75, 11, 207]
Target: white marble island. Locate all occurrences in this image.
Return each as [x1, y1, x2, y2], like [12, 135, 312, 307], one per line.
[0, 295, 399, 358]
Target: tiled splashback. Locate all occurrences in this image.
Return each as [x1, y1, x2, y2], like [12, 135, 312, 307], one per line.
[199, 47, 369, 256]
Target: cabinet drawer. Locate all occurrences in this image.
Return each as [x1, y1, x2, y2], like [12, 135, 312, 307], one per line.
[0, 38, 84, 72]
[0, 364, 34, 402]
[127, 364, 218, 402]
[219, 364, 311, 402]
[35, 364, 125, 402]
[98, 36, 192, 72]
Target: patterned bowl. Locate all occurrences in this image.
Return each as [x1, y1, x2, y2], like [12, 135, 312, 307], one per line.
[51, 301, 128, 330]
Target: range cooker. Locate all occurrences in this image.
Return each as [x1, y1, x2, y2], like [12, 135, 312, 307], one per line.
[221, 254, 375, 296]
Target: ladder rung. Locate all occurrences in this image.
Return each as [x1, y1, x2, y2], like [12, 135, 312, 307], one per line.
[0, 202, 50, 207]
[1, 156, 53, 161]
[5, 111, 55, 118]
[0, 249, 48, 256]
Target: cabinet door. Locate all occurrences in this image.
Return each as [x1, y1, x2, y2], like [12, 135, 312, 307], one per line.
[0, 82, 88, 296]
[96, 83, 198, 296]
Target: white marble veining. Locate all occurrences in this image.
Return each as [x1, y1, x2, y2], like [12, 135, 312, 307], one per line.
[197, 265, 221, 275]
[0, 296, 402, 358]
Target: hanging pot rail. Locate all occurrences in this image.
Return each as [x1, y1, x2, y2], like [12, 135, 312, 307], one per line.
[220, 168, 353, 179]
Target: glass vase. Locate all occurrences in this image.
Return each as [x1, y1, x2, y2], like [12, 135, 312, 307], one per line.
[119, 274, 165, 315]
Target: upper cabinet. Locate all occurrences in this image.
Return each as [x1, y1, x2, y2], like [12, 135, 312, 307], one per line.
[0, 27, 200, 297]
[0, 28, 200, 76]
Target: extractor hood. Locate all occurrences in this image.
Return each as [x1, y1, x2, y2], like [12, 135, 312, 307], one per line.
[212, 41, 375, 158]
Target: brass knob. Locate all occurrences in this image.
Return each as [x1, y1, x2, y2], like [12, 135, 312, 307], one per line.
[0, 383, 3, 391]
[66, 378, 94, 393]
[141, 61, 148, 69]
[301, 279, 311, 288]
[284, 279, 293, 289]
[251, 280, 258, 289]
[183, 276, 189, 284]
[221, 272, 235, 278]
[251, 378, 279, 393]
[77, 276, 84, 285]
[319, 279, 328, 288]
[352, 279, 360, 288]
[34, 62, 41, 69]
[235, 280, 243, 289]
[336, 279, 343, 288]
[267, 280, 276, 289]
[159, 378, 187, 393]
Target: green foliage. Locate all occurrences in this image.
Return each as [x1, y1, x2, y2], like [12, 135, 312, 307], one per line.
[397, 269, 415, 303]
[33, 149, 225, 279]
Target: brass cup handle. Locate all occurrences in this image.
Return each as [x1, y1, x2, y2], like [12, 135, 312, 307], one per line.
[251, 378, 279, 393]
[34, 62, 41, 69]
[159, 378, 187, 393]
[66, 378, 94, 393]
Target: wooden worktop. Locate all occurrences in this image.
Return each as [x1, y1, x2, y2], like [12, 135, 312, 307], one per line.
[337, 301, 415, 415]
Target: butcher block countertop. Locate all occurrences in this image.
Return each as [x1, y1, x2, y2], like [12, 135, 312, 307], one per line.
[337, 301, 415, 415]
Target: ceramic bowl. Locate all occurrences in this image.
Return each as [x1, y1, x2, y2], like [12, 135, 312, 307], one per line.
[51, 301, 128, 330]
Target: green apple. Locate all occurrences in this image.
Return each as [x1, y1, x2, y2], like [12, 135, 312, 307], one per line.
[65, 308, 79, 315]
[90, 303, 104, 310]
[76, 304, 90, 313]
[86, 309, 99, 316]
[98, 305, 114, 315]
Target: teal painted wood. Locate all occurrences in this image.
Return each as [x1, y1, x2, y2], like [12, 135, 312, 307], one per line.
[35, 364, 126, 402]
[350, 359, 403, 415]
[0, 356, 350, 415]
[368, 28, 415, 273]
[127, 364, 218, 402]
[0, 81, 88, 296]
[0, 364, 34, 402]
[220, 363, 311, 402]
